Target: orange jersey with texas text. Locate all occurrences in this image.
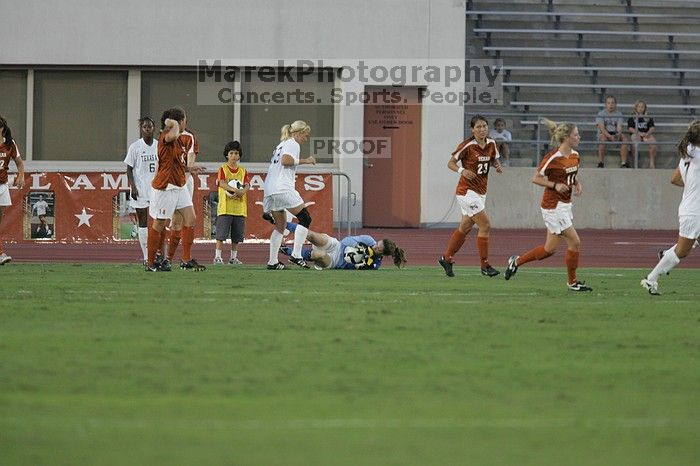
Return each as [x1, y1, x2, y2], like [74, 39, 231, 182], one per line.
[0, 138, 20, 184]
[537, 148, 580, 209]
[453, 138, 500, 195]
[152, 131, 194, 190]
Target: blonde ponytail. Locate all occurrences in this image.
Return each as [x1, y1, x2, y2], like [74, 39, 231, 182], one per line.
[280, 120, 311, 141]
[541, 117, 576, 146]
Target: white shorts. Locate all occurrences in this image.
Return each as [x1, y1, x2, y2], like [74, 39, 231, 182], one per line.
[0, 183, 10, 207]
[679, 215, 700, 240]
[456, 190, 486, 217]
[263, 191, 304, 212]
[311, 235, 342, 270]
[185, 174, 194, 198]
[149, 187, 193, 220]
[541, 202, 573, 235]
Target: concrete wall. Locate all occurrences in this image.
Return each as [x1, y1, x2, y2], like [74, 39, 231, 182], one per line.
[2, 0, 466, 227]
[435, 168, 681, 230]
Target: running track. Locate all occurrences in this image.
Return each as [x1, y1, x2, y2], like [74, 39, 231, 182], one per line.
[5, 229, 699, 269]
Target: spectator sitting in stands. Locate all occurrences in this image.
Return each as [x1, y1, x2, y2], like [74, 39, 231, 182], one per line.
[596, 95, 630, 168]
[488, 118, 511, 166]
[628, 99, 658, 169]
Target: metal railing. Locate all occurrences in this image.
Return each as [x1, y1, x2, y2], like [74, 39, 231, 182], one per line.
[331, 172, 355, 237]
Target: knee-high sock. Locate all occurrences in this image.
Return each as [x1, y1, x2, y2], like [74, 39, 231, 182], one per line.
[167, 229, 182, 261]
[477, 236, 490, 268]
[138, 227, 149, 260]
[565, 250, 579, 284]
[147, 227, 161, 266]
[0, 239, 4, 255]
[517, 245, 554, 267]
[292, 225, 309, 258]
[158, 229, 168, 256]
[269, 229, 284, 265]
[181, 226, 194, 262]
[443, 229, 468, 262]
[647, 246, 681, 283]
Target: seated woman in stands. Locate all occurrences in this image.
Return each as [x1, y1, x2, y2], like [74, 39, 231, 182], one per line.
[628, 99, 658, 169]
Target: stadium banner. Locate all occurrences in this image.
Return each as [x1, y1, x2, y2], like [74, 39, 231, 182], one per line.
[3, 172, 332, 243]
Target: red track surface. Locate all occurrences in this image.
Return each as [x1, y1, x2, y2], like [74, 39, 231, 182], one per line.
[4, 229, 699, 269]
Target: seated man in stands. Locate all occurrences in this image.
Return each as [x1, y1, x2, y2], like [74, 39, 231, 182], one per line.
[628, 99, 658, 169]
[488, 118, 512, 166]
[595, 95, 630, 168]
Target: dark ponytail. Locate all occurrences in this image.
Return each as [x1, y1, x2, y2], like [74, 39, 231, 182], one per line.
[678, 120, 700, 158]
[381, 239, 407, 268]
[0, 115, 14, 148]
[160, 107, 186, 130]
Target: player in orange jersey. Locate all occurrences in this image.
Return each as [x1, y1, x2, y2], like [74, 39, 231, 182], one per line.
[0, 116, 25, 265]
[504, 119, 592, 292]
[145, 107, 205, 272]
[439, 115, 503, 278]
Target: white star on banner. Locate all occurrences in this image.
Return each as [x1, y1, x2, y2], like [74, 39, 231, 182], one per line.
[75, 208, 94, 227]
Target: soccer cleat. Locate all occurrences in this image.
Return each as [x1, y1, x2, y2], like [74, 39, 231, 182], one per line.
[597, 162, 604, 168]
[657, 249, 670, 275]
[289, 256, 310, 269]
[154, 252, 165, 267]
[267, 262, 286, 270]
[279, 246, 293, 256]
[640, 278, 661, 296]
[181, 259, 206, 271]
[145, 261, 170, 272]
[438, 256, 455, 277]
[213, 257, 224, 265]
[142, 259, 148, 267]
[228, 257, 243, 265]
[504, 255, 519, 280]
[262, 212, 275, 225]
[567, 280, 593, 292]
[0, 253, 12, 265]
[481, 264, 500, 277]
[159, 259, 172, 272]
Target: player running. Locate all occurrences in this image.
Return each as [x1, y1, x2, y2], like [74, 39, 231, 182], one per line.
[504, 119, 593, 292]
[641, 120, 700, 295]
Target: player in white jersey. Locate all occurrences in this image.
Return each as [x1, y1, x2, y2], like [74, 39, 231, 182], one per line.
[641, 121, 700, 295]
[124, 117, 158, 264]
[263, 120, 316, 269]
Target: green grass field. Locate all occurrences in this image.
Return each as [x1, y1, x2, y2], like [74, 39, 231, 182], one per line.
[1, 264, 699, 466]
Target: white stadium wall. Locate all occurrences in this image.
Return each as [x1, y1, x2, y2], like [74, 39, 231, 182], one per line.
[2, 0, 466, 228]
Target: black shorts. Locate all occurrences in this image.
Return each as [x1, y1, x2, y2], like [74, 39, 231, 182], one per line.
[215, 215, 245, 243]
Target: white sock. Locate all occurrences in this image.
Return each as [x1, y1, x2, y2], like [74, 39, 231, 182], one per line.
[138, 227, 148, 260]
[648, 246, 681, 283]
[292, 225, 309, 258]
[269, 230, 284, 265]
[230, 250, 237, 259]
[215, 249, 222, 260]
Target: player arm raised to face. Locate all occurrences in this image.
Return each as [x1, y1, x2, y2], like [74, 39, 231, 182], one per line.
[163, 118, 179, 143]
[671, 166, 684, 187]
[11, 144, 24, 189]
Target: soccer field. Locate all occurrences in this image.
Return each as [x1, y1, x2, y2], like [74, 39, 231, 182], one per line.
[1, 264, 699, 466]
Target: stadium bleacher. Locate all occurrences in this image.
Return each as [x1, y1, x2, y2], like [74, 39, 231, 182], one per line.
[465, 0, 700, 168]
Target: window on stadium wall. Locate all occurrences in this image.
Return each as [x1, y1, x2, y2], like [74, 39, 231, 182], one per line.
[33, 71, 127, 161]
[240, 69, 335, 164]
[0, 70, 28, 155]
[141, 71, 234, 163]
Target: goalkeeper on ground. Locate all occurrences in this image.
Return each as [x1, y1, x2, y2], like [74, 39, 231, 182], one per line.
[279, 222, 406, 270]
